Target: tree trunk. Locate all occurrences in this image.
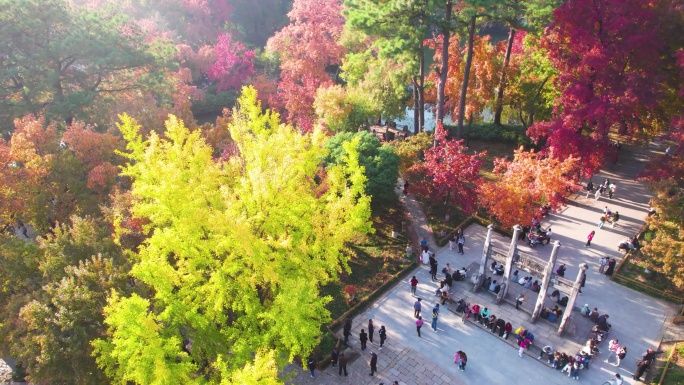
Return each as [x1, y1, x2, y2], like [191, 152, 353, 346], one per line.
[436, 0, 453, 128]
[418, 46, 425, 132]
[494, 28, 515, 126]
[412, 77, 420, 134]
[457, 15, 476, 139]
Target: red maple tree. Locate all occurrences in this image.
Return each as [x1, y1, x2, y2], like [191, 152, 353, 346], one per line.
[266, 0, 345, 127]
[207, 33, 256, 91]
[405, 123, 484, 214]
[528, 0, 667, 176]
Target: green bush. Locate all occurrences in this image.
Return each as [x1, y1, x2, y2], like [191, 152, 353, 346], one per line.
[444, 122, 527, 143]
[191, 86, 239, 116]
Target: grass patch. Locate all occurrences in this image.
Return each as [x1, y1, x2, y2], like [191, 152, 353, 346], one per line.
[613, 251, 684, 303]
[468, 139, 521, 181]
[656, 342, 684, 385]
[321, 203, 412, 322]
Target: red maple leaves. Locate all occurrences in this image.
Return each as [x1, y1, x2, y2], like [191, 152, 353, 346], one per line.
[207, 33, 256, 92]
[406, 123, 484, 214]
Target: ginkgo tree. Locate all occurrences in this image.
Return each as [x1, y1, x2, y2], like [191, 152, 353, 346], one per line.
[478, 147, 577, 228]
[92, 86, 373, 384]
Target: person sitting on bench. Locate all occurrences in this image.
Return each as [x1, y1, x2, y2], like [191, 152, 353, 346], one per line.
[580, 304, 591, 316]
[531, 280, 540, 292]
[589, 308, 599, 323]
[440, 290, 451, 304]
[550, 289, 560, 302]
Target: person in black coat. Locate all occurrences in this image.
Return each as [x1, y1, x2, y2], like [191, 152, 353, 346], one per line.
[379, 326, 387, 348]
[307, 356, 317, 378]
[496, 318, 507, 337]
[429, 255, 438, 280]
[338, 352, 348, 376]
[369, 352, 378, 376]
[343, 318, 352, 345]
[368, 319, 375, 344]
[330, 348, 339, 368]
[359, 329, 368, 350]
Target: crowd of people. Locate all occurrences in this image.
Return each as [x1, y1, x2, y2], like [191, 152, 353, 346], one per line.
[322, 178, 662, 383]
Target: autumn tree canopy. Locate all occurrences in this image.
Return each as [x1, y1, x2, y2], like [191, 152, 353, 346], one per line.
[0, 0, 163, 132]
[528, 0, 669, 176]
[478, 147, 577, 228]
[92, 87, 373, 383]
[267, 0, 346, 128]
[406, 124, 484, 214]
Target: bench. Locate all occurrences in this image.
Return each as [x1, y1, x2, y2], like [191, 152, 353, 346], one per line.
[459, 310, 553, 363]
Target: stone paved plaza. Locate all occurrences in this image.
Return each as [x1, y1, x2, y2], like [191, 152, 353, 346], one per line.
[286, 144, 682, 385]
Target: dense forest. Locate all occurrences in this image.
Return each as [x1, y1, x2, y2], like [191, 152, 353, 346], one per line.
[0, 0, 682, 383]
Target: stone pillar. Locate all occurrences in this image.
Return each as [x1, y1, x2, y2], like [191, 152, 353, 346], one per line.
[498, 225, 522, 303]
[532, 241, 562, 322]
[472, 224, 494, 292]
[558, 263, 588, 335]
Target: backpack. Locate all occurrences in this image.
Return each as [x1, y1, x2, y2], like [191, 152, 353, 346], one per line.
[618, 347, 627, 359]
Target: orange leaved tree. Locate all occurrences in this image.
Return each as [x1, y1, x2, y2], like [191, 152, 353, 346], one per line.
[478, 147, 577, 228]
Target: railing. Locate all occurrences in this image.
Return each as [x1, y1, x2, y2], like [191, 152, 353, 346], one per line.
[611, 273, 684, 303]
[611, 223, 684, 304]
[657, 343, 679, 385]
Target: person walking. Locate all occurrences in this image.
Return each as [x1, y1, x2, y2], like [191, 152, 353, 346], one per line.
[379, 325, 387, 349]
[633, 359, 651, 381]
[605, 339, 620, 364]
[456, 350, 467, 371]
[609, 373, 624, 385]
[410, 275, 419, 295]
[330, 347, 339, 368]
[369, 352, 378, 376]
[616, 345, 627, 366]
[636, 348, 664, 377]
[611, 211, 620, 228]
[431, 304, 440, 332]
[598, 215, 606, 229]
[414, 298, 422, 318]
[368, 319, 375, 344]
[609, 183, 616, 199]
[416, 316, 424, 337]
[595, 188, 601, 200]
[515, 293, 526, 310]
[556, 264, 566, 277]
[599, 256, 608, 273]
[307, 356, 316, 378]
[343, 317, 352, 345]
[586, 230, 595, 247]
[359, 329, 368, 350]
[457, 235, 465, 254]
[518, 335, 531, 357]
[338, 352, 348, 376]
